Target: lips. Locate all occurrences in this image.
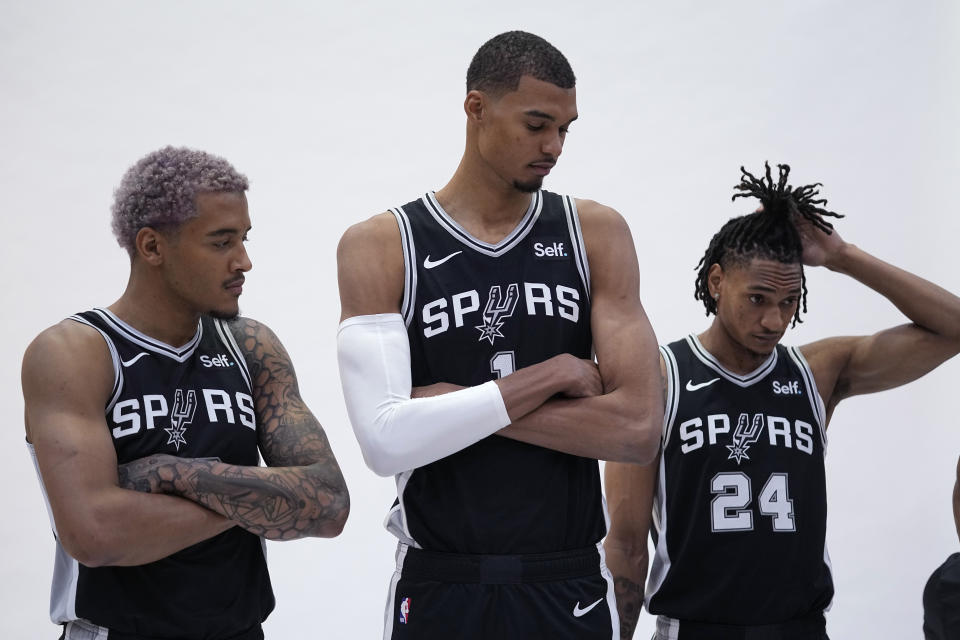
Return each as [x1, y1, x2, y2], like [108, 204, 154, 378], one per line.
[529, 161, 555, 176]
[225, 277, 245, 295]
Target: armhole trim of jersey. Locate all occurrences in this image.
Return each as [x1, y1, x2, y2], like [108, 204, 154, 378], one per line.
[68, 315, 123, 413]
[390, 206, 417, 327]
[660, 344, 680, 446]
[214, 319, 253, 393]
[561, 195, 591, 298]
[786, 345, 828, 449]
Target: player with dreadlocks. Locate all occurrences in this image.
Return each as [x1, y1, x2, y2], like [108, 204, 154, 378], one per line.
[604, 162, 960, 639]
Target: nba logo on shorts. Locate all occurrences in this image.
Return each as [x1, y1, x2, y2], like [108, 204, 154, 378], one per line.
[399, 597, 411, 624]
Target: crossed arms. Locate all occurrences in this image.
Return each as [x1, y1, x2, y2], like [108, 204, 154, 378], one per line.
[336, 199, 664, 475]
[23, 316, 348, 567]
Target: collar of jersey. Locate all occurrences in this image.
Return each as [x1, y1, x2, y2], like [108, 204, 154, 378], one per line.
[420, 190, 543, 257]
[685, 333, 778, 388]
[93, 307, 203, 362]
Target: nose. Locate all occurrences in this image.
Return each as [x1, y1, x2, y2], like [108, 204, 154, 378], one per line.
[759, 306, 782, 332]
[542, 131, 564, 158]
[233, 243, 252, 273]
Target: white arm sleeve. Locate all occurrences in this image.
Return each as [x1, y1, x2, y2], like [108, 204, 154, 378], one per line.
[337, 313, 511, 477]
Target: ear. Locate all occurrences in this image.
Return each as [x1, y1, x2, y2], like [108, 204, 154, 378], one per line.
[134, 227, 166, 266]
[707, 263, 724, 299]
[464, 90, 486, 123]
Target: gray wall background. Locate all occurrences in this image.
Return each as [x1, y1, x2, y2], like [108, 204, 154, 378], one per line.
[2, 1, 957, 637]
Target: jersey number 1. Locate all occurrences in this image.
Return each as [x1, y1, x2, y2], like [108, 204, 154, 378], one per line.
[490, 351, 516, 378]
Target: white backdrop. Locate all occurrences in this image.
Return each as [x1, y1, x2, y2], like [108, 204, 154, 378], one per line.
[2, 1, 958, 638]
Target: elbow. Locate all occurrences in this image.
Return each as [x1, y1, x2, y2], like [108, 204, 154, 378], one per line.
[364, 450, 402, 477]
[58, 523, 120, 568]
[317, 487, 351, 538]
[615, 411, 663, 465]
[357, 427, 411, 477]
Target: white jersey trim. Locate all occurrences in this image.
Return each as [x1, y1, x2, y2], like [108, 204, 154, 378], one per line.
[645, 454, 672, 608]
[382, 542, 410, 640]
[384, 469, 420, 548]
[28, 442, 80, 623]
[596, 541, 621, 640]
[68, 315, 124, 413]
[62, 619, 109, 639]
[390, 207, 417, 327]
[213, 319, 253, 394]
[660, 345, 680, 446]
[91, 308, 202, 362]
[420, 191, 543, 257]
[786, 346, 828, 450]
[561, 195, 591, 298]
[686, 334, 778, 387]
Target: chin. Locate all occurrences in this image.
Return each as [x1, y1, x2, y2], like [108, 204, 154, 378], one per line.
[208, 304, 241, 321]
[513, 178, 543, 193]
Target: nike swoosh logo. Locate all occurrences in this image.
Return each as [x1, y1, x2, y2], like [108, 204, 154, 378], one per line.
[686, 377, 720, 391]
[121, 352, 149, 367]
[573, 598, 603, 618]
[423, 251, 462, 269]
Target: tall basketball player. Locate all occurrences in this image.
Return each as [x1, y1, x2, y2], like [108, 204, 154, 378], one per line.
[22, 147, 349, 640]
[336, 31, 663, 639]
[604, 163, 960, 639]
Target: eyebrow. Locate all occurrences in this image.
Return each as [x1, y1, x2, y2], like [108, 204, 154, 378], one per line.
[206, 226, 251, 238]
[747, 285, 802, 294]
[524, 109, 578, 124]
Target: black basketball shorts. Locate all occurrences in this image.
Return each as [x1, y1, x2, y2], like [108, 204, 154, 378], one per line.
[384, 543, 618, 639]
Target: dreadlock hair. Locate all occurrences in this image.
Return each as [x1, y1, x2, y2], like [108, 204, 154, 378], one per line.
[693, 162, 844, 326]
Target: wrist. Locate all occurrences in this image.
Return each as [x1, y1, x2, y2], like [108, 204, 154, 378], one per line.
[823, 241, 858, 273]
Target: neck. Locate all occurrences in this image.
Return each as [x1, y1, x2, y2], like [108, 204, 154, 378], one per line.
[434, 150, 535, 243]
[698, 320, 772, 375]
[109, 271, 202, 347]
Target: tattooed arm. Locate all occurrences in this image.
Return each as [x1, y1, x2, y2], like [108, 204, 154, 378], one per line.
[24, 321, 233, 567]
[119, 318, 349, 540]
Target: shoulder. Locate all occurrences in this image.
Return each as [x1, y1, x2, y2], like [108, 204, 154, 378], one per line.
[338, 211, 401, 258]
[571, 199, 638, 287]
[225, 316, 285, 355]
[22, 320, 115, 436]
[572, 198, 629, 231]
[24, 319, 112, 372]
[337, 212, 408, 318]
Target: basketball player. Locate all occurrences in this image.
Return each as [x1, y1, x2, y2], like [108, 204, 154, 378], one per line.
[22, 147, 350, 640]
[604, 163, 960, 639]
[336, 31, 663, 639]
[922, 455, 960, 639]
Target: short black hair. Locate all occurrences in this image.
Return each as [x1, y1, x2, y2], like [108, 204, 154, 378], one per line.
[693, 162, 844, 326]
[466, 31, 575, 96]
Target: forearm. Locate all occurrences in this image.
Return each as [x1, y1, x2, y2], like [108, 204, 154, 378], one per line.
[828, 244, 960, 339]
[498, 389, 660, 463]
[120, 456, 349, 540]
[62, 489, 232, 567]
[604, 543, 648, 639]
[339, 314, 589, 475]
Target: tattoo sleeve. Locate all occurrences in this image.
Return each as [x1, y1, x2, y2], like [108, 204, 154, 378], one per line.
[614, 576, 644, 639]
[117, 318, 349, 540]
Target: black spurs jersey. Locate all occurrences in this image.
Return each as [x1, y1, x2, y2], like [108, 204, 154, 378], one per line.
[32, 308, 274, 639]
[646, 335, 833, 624]
[385, 190, 605, 554]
